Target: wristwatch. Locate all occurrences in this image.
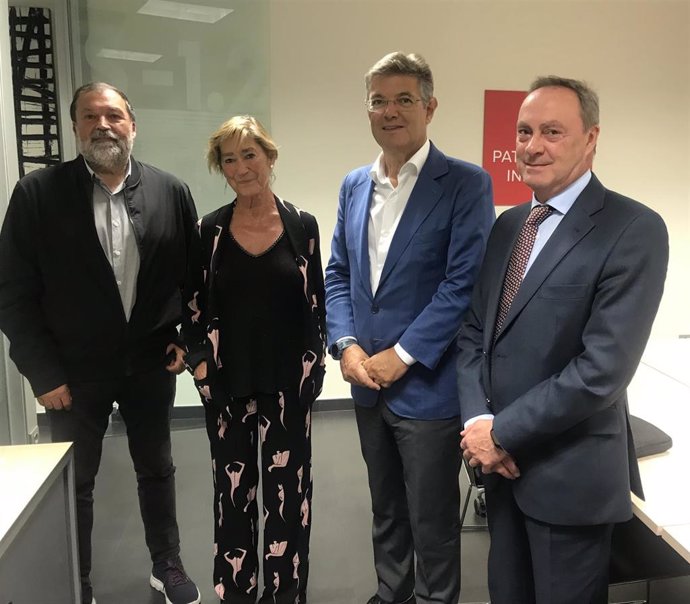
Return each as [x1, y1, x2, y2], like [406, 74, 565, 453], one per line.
[330, 337, 357, 360]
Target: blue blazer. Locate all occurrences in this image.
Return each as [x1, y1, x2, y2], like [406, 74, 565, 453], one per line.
[325, 143, 494, 419]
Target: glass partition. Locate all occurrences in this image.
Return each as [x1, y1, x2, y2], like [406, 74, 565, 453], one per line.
[71, 0, 270, 214]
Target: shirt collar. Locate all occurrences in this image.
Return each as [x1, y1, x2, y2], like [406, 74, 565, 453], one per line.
[83, 156, 132, 193]
[369, 139, 431, 185]
[530, 170, 592, 215]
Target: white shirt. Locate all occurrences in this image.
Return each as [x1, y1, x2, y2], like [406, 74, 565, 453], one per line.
[524, 170, 591, 273]
[368, 139, 430, 294]
[367, 139, 430, 365]
[85, 158, 140, 321]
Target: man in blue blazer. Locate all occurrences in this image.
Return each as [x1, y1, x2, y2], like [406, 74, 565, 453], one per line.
[458, 77, 669, 603]
[325, 52, 494, 604]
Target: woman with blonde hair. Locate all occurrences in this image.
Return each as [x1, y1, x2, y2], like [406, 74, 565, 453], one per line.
[182, 116, 326, 603]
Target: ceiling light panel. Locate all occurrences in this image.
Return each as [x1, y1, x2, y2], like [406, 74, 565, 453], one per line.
[97, 48, 162, 62]
[137, 0, 233, 24]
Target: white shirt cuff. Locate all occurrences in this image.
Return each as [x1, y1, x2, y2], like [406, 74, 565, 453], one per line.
[464, 414, 494, 429]
[394, 343, 416, 366]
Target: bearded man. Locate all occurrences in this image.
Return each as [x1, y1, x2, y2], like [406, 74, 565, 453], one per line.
[0, 83, 201, 604]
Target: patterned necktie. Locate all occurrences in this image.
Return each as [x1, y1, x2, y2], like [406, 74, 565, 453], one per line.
[494, 204, 553, 338]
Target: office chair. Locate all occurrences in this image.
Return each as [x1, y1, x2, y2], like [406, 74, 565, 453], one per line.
[460, 457, 487, 530]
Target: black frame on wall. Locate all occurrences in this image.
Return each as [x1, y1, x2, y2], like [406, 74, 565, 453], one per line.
[9, 6, 62, 177]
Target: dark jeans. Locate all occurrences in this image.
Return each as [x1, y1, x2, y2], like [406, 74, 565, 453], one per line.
[48, 367, 180, 601]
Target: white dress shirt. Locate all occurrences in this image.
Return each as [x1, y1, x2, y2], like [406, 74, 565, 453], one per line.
[85, 158, 140, 321]
[367, 139, 431, 365]
[368, 140, 431, 294]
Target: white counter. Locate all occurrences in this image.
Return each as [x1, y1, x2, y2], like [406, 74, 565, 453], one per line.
[626, 338, 690, 553]
[641, 338, 690, 389]
[661, 524, 690, 566]
[0, 441, 80, 603]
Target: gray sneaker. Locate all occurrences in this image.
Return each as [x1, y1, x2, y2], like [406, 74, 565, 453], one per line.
[150, 556, 201, 604]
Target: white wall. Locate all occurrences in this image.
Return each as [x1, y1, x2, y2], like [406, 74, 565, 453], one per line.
[6, 0, 689, 407]
[268, 0, 690, 400]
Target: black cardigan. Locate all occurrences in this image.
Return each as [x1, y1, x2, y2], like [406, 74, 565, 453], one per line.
[0, 156, 198, 394]
[181, 196, 326, 406]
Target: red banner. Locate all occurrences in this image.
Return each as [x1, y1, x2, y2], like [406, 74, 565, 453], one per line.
[482, 90, 530, 206]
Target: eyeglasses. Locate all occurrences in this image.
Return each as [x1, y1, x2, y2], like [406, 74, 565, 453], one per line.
[365, 96, 423, 113]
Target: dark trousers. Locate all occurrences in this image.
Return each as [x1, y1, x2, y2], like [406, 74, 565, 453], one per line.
[205, 389, 312, 604]
[48, 367, 180, 602]
[486, 478, 614, 604]
[355, 398, 461, 604]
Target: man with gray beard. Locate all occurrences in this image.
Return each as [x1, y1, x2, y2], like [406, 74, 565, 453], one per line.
[0, 83, 201, 604]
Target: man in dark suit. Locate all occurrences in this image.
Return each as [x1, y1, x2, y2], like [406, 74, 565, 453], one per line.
[457, 76, 669, 604]
[0, 83, 200, 604]
[325, 52, 494, 604]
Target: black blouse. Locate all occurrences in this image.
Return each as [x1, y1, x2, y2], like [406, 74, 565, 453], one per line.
[215, 230, 305, 397]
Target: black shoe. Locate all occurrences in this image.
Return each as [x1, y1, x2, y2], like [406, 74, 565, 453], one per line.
[149, 556, 201, 604]
[81, 577, 94, 604]
[366, 596, 416, 604]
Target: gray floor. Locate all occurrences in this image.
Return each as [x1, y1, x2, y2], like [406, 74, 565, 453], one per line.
[62, 409, 689, 604]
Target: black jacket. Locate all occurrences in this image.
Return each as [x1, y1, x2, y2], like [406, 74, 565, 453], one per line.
[0, 156, 198, 395]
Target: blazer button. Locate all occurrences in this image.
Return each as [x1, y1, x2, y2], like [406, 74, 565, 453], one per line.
[371, 304, 379, 314]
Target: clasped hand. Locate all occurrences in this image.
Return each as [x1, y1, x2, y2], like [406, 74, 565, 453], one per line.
[37, 383, 72, 410]
[460, 419, 521, 480]
[339, 345, 409, 390]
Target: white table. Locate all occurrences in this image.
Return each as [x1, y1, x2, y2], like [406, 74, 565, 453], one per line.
[0, 442, 80, 603]
[622, 339, 690, 575]
[628, 362, 690, 534]
[641, 338, 690, 389]
[607, 340, 690, 595]
[661, 524, 690, 566]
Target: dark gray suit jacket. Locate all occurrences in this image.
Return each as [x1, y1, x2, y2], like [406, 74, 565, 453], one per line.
[456, 173, 668, 526]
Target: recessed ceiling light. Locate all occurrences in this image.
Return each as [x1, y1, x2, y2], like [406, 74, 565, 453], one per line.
[137, 0, 233, 24]
[97, 48, 162, 63]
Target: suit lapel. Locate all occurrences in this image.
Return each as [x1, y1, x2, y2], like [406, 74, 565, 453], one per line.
[351, 177, 375, 300]
[377, 144, 447, 291]
[277, 195, 308, 258]
[497, 177, 604, 338]
[484, 204, 530, 351]
[207, 203, 234, 293]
